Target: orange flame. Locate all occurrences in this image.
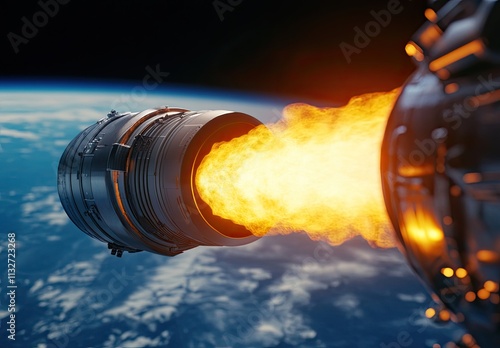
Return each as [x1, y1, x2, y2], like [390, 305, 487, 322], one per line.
[196, 90, 400, 247]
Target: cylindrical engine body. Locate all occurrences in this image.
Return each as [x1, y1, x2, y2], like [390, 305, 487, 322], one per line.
[58, 107, 261, 257]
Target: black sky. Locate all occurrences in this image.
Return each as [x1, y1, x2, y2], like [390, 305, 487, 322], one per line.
[2, 0, 427, 103]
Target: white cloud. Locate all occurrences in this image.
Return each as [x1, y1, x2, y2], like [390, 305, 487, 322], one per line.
[350, 246, 411, 277]
[21, 187, 69, 227]
[104, 330, 169, 348]
[53, 289, 88, 314]
[251, 322, 284, 346]
[47, 261, 98, 284]
[0, 127, 39, 140]
[296, 260, 380, 280]
[333, 294, 363, 318]
[29, 279, 44, 294]
[239, 267, 272, 281]
[237, 279, 259, 293]
[54, 139, 70, 147]
[268, 273, 328, 305]
[142, 306, 176, 322]
[121, 336, 161, 348]
[102, 249, 204, 321]
[396, 293, 427, 303]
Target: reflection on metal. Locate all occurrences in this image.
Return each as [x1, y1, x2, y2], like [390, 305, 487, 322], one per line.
[401, 205, 444, 246]
[429, 39, 485, 72]
[441, 267, 454, 278]
[419, 23, 443, 48]
[476, 249, 500, 263]
[425, 8, 438, 23]
[462, 172, 482, 184]
[405, 41, 425, 62]
[58, 107, 262, 257]
[470, 89, 500, 108]
[398, 163, 434, 177]
[444, 83, 459, 94]
[382, 0, 500, 346]
[455, 267, 468, 278]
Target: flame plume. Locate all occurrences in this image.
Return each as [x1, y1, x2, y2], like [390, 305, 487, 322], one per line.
[196, 90, 400, 247]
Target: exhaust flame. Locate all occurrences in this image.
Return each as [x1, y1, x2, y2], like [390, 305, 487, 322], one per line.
[196, 90, 400, 247]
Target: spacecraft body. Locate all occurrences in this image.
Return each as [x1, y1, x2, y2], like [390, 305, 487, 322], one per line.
[381, 0, 500, 345]
[58, 107, 260, 257]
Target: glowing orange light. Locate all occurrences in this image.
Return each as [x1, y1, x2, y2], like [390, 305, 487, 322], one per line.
[478, 288, 490, 300]
[477, 250, 500, 263]
[463, 173, 482, 184]
[425, 308, 436, 318]
[429, 40, 484, 72]
[462, 333, 474, 345]
[439, 309, 451, 321]
[425, 8, 438, 22]
[405, 43, 417, 56]
[398, 164, 434, 177]
[405, 42, 424, 61]
[419, 24, 442, 47]
[196, 90, 400, 246]
[403, 206, 444, 251]
[444, 83, 459, 94]
[455, 268, 467, 278]
[484, 280, 499, 293]
[465, 291, 476, 302]
[436, 69, 450, 80]
[441, 267, 454, 277]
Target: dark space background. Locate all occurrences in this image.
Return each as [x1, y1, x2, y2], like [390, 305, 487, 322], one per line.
[2, 0, 426, 103]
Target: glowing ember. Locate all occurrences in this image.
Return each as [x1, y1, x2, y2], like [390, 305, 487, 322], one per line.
[195, 90, 400, 247]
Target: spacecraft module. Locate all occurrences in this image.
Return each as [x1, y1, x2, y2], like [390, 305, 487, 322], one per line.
[381, 0, 500, 346]
[58, 107, 261, 257]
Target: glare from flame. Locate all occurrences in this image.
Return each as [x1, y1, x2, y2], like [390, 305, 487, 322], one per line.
[403, 208, 444, 245]
[196, 90, 400, 247]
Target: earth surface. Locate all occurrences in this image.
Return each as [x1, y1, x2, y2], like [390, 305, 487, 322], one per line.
[0, 83, 463, 347]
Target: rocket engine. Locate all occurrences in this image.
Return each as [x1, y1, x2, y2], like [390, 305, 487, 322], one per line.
[58, 107, 261, 257]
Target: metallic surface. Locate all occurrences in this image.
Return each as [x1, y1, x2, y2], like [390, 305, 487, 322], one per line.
[58, 107, 261, 257]
[382, 1, 500, 346]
